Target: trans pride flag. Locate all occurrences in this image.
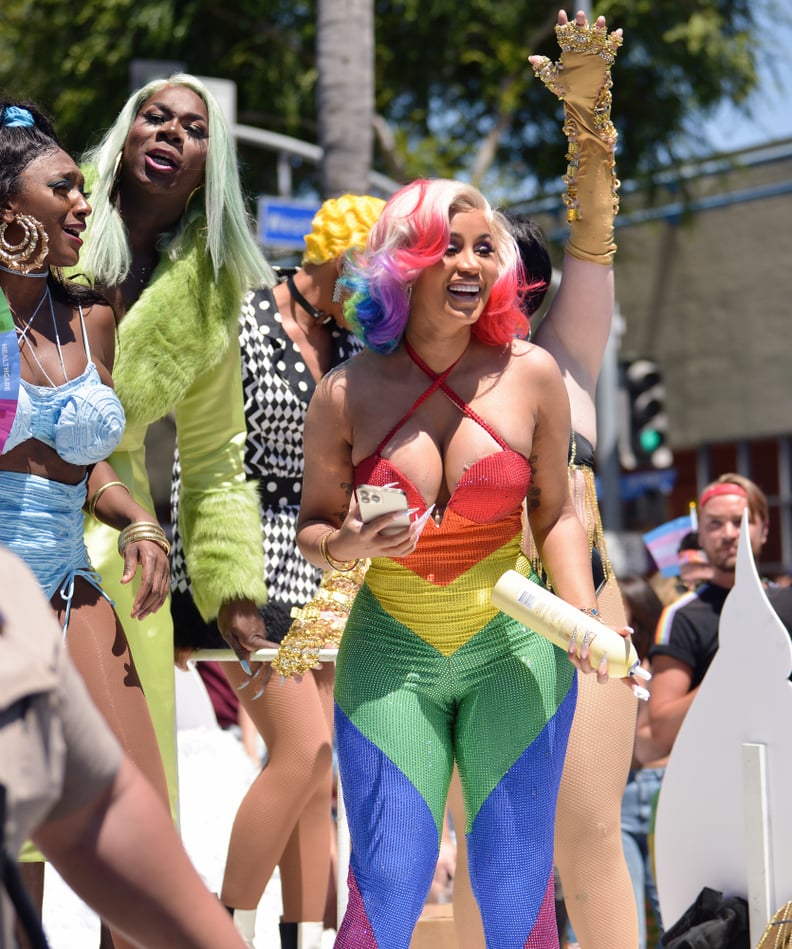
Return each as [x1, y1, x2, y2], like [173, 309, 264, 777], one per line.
[643, 513, 696, 577]
[0, 291, 20, 452]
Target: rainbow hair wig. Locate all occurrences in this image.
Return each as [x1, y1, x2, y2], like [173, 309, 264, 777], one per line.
[80, 73, 272, 297]
[302, 194, 386, 266]
[341, 178, 529, 354]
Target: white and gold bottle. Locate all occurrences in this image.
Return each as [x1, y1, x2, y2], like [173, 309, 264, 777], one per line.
[491, 570, 650, 684]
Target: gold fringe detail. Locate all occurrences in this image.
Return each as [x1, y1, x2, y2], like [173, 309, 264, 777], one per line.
[526, 463, 613, 592]
[272, 560, 370, 679]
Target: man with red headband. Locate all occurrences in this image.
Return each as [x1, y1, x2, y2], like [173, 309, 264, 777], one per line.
[648, 473, 769, 754]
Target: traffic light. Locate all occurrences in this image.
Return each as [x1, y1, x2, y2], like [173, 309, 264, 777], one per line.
[618, 358, 673, 470]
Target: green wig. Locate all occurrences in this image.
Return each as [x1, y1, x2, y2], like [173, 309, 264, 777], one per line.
[79, 73, 273, 297]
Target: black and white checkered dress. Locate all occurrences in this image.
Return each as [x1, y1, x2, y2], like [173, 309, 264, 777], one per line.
[170, 285, 362, 647]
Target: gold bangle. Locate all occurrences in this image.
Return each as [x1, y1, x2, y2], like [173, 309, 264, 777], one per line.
[319, 530, 359, 572]
[117, 521, 171, 557]
[87, 480, 130, 519]
[117, 529, 170, 556]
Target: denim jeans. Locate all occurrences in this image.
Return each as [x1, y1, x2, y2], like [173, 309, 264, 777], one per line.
[622, 767, 665, 948]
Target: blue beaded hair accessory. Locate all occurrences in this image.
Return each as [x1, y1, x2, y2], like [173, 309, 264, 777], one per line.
[1, 106, 35, 128]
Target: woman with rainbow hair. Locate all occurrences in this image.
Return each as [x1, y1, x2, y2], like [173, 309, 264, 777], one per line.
[296, 176, 626, 948]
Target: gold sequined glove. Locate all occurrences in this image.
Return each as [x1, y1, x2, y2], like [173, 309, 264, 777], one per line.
[272, 560, 369, 679]
[530, 17, 623, 265]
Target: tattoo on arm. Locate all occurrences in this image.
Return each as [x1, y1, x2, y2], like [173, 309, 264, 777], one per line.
[331, 479, 355, 524]
[526, 455, 541, 514]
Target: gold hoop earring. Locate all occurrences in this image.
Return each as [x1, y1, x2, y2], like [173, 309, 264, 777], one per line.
[0, 214, 49, 273]
[184, 185, 204, 216]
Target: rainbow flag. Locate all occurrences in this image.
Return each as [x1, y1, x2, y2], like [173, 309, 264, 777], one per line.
[0, 291, 20, 452]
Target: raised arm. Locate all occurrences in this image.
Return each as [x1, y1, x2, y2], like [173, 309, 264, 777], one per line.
[529, 10, 622, 442]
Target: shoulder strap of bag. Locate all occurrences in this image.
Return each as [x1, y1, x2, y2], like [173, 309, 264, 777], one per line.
[0, 784, 51, 949]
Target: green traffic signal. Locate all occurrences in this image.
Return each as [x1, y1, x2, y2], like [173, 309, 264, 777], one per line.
[618, 357, 674, 470]
[640, 428, 662, 453]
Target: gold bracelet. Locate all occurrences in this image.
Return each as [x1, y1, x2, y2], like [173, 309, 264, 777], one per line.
[319, 530, 359, 572]
[87, 480, 130, 519]
[117, 521, 171, 557]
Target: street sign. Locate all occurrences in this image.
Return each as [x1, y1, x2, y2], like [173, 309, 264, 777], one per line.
[618, 467, 678, 501]
[258, 197, 319, 249]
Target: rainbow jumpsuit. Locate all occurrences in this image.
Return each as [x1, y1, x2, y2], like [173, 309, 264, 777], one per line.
[334, 355, 577, 948]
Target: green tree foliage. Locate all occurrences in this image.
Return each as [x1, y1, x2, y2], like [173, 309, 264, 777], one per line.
[0, 0, 318, 195]
[0, 0, 765, 199]
[373, 0, 760, 190]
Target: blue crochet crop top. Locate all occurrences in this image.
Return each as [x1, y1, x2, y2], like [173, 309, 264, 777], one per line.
[2, 306, 125, 465]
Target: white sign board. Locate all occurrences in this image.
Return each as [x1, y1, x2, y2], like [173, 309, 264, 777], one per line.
[654, 513, 792, 942]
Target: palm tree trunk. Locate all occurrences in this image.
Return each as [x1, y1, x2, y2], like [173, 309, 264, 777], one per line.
[317, 0, 375, 198]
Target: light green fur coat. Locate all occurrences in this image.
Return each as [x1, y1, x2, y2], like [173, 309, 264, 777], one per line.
[113, 223, 266, 619]
[79, 219, 266, 812]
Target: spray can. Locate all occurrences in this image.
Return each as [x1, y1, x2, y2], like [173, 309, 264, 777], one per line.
[491, 569, 645, 680]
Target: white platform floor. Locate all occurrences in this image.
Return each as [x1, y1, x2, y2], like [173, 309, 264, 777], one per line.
[39, 667, 336, 948]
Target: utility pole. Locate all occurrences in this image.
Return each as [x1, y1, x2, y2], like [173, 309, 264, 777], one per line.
[596, 304, 624, 530]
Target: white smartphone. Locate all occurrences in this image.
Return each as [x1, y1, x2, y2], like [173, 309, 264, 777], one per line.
[357, 484, 411, 536]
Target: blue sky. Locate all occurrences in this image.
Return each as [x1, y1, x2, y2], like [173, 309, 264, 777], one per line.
[700, 18, 792, 152]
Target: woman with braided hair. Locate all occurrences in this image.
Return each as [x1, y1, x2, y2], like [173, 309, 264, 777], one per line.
[0, 97, 179, 948]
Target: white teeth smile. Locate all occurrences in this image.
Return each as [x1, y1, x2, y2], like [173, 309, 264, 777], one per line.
[449, 283, 480, 295]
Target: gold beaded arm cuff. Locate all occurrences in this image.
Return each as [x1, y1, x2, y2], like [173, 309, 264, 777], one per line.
[117, 521, 171, 557]
[272, 560, 370, 679]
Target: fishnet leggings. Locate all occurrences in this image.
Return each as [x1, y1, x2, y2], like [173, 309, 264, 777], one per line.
[450, 579, 639, 948]
[450, 467, 640, 949]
